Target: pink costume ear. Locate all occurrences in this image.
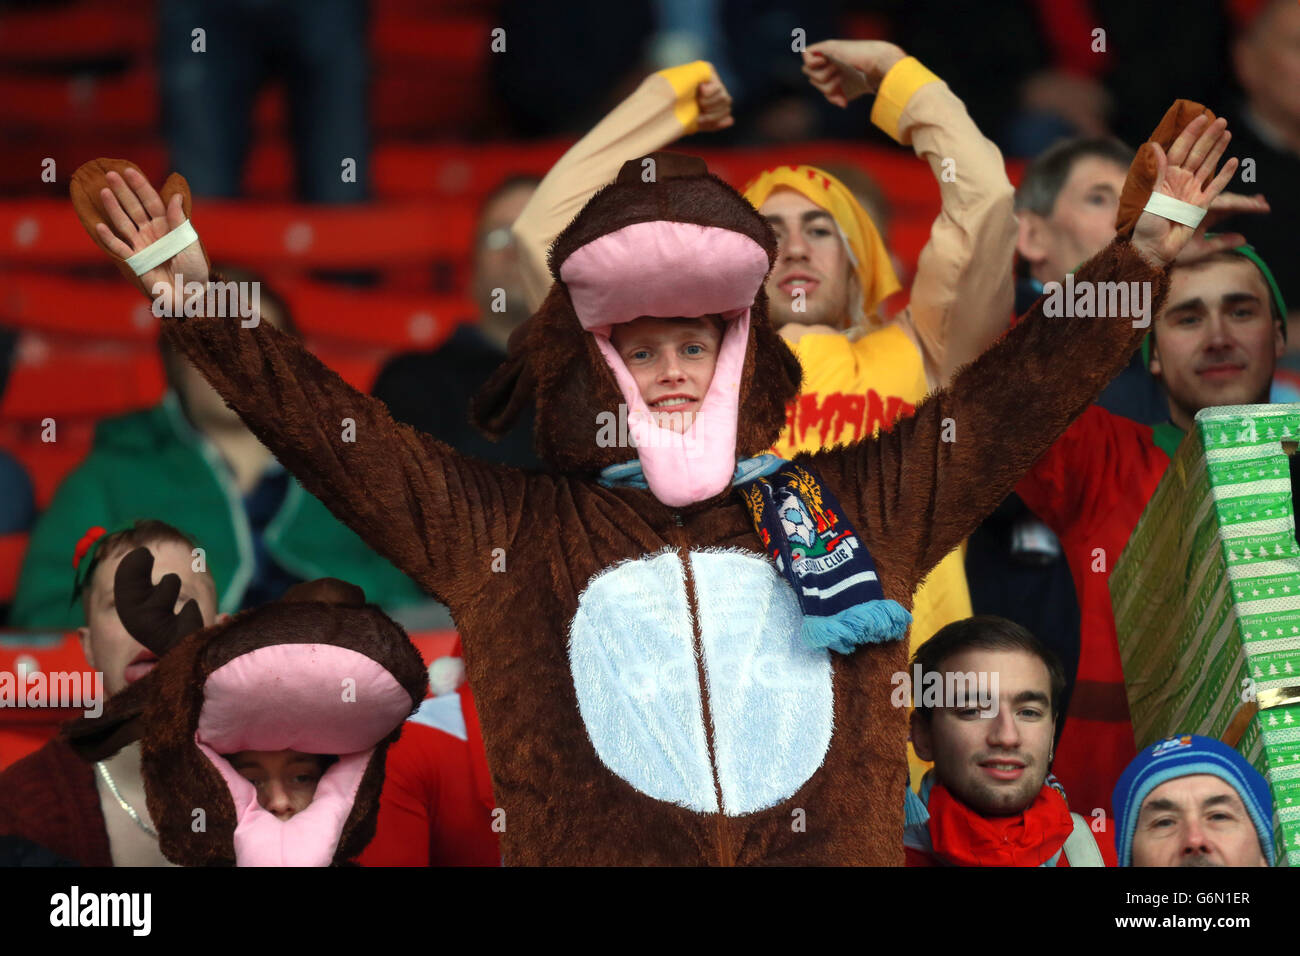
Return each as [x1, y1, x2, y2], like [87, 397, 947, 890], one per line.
[198, 743, 371, 867]
[560, 221, 769, 506]
[561, 222, 769, 331]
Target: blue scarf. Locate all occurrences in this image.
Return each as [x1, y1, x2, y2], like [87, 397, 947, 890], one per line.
[597, 454, 787, 490]
[600, 455, 911, 653]
[738, 460, 911, 654]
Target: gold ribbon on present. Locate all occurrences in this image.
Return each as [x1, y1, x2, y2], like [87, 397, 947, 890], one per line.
[1222, 685, 1300, 748]
[1257, 686, 1300, 711]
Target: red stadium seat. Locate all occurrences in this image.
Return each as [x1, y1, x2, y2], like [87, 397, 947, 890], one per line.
[371, 15, 493, 64]
[1, 199, 479, 269]
[247, 71, 490, 139]
[240, 140, 567, 199]
[278, 281, 469, 350]
[2, 140, 996, 248]
[0, 329, 416, 425]
[0, 344, 164, 422]
[0, 633, 93, 709]
[0, 632, 94, 769]
[0, 274, 160, 342]
[0, 59, 493, 141]
[2, 200, 115, 264]
[0, 533, 28, 604]
[0, 272, 471, 351]
[0, 67, 157, 134]
[373, 0, 493, 14]
[0, 0, 153, 62]
[0, 141, 166, 196]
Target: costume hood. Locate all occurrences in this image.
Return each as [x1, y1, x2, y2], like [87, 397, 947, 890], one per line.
[471, 151, 803, 506]
[70, 548, 427, 867]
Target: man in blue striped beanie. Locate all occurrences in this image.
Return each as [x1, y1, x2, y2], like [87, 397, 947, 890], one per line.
[1113, 734, 1274, 867]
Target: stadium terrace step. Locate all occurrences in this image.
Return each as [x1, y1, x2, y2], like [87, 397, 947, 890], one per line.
[0, 272, 471, 351]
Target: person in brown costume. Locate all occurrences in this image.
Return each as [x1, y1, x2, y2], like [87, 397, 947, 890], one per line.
[68, 103, 1234, 864]
[68, 546, 427, 867]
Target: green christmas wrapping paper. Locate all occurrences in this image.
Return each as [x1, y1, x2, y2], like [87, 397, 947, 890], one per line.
[1111, 403, 1300, 865]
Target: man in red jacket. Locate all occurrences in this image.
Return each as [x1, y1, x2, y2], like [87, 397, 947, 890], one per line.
[1018, 243, 1288, 830]
[358, 643, 500, 866]
[904, 615, 1114, 866]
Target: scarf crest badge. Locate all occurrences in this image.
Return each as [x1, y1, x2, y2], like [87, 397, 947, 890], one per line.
[738, 461, 911, 653]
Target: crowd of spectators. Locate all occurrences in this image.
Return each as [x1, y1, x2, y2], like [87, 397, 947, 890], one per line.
[0, 0, 1296, 868]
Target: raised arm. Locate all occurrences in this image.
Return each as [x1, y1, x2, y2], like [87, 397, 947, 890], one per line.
[512, 61, 731, 312]
[160, 314, 526, 605]
[807, 112, 1239, 588]
[80, 164, 531, 607]
[803, 40, 1016, 389]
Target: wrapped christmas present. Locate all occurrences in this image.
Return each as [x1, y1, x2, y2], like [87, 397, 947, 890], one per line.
[1112, 403, 1300, 865]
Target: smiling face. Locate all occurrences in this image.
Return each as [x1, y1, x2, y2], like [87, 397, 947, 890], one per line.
[609, 315, 725, 432]
[1018, 156, 1127, 284]
[760, 187, 855, 329]
[1150, 256, 1283, 432]
[1131, 774, 1267, 867]
[1235, 0, 1300, 133]
[228, 749, 330, 821]
[78, 540, 219, 698]
[911, 648, 1056, 817]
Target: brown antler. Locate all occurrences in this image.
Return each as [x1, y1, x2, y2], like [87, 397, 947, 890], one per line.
[113, 546, 205, 657]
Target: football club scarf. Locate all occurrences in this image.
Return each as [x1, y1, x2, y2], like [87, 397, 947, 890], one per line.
[736, 460, 911, 653]
[599, 455, 910, 651]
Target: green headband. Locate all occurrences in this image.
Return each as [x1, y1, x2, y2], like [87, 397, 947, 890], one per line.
[1141, 241, 1289, 369]
[70, 525, 115, 608]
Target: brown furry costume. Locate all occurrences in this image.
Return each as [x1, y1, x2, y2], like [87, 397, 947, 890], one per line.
[67, 547, 427, 866]
[72, 142, 1173, 864]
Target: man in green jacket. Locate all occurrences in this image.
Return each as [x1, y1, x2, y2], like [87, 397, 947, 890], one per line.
[10, 276, 427, 630]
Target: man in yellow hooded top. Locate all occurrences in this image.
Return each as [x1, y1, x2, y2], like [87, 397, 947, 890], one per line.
[510, 39, 1018, 786]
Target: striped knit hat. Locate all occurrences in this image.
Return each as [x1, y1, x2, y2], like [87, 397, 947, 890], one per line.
[1112, 734, 1274, 866]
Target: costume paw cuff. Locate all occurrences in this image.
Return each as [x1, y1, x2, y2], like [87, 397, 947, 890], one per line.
[1142, 192, 1206, 229]
[125, 219, 199, 276]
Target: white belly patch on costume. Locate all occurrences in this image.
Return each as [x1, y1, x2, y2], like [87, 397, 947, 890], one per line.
[567, 548, 833, 816]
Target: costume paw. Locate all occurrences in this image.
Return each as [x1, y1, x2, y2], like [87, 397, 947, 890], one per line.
[1114, 99, 1216, 239]
[69, 157, 207, 296]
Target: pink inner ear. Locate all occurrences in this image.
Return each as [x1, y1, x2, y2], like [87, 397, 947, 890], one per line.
[560, 221, 769, 330]
[194, 644, 411, 866]
[199, 644, 410, 752]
